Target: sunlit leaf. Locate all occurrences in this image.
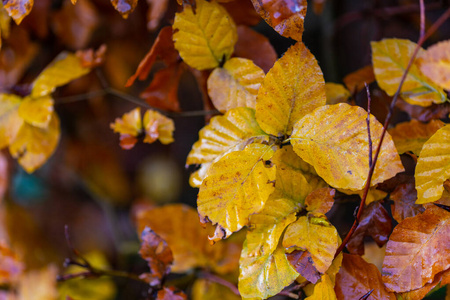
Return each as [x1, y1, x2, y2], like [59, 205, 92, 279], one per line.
[198, 143, 276, 241]
[18, 95, 53, 129]
[3, 0, 33, 24]
[325, 83, 350, 105]
[371, 39, 446, 106]
[0, 241, 24, 285]
[305, 187, 335, 215]
[207, 57, 264, 112]
[346, 201, 392, 255]
[250, 0, 307, 41]
[335, 254, 396, 300]
[31, 52, 90, 98]
[256, 42, 326, 137]
[399, 268, 450, 300]
[110, 0, 137, 18]
[110, 107, 142, 150]
[0, 94, 23, 149]
[9, 112, 60, 173]
[388, 119, 445, 156]
[143, 109, 175, 145]
[343, 65, 375, 94]
[382, 205, 450, 292]
[192, 278, 240, 300]
[305, 274, 337, 300]
[390, 183, 424, 223]
[415, 124, 450, 204]
[418, 39, 450, 90]
[291, 103, 403, 190]
[173, 0, 237, 70]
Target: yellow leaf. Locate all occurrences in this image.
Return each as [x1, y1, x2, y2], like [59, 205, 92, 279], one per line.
[31, 52, 90, 98]
[256, 42, 326, 137]
[9, 112, 60, 173]
[207, 58, 264, 112]
[192, 279, 240, 300]
[418, 39, 450, 90]
[186, 107, 267, 165]
[0, 94, 23, 149]
[198, 143, 276, 241]
[173, 0, 237, 70]
[415, 124, 450, 204]
[305, 274, 337, 300]
[18, 95, 53, 128]
[110, 107, 142, 150]
[143, 110, 175, 145]
[3, 0, 33, 25]
[239, 241, 299, 300]
[371, 39, 446, 107]
[291, 103, 404, 190]
[282, 214, 339, 274]
[325, 83, 351, 105]
[388, 119, 445, 156]
[189, 162, 210, 188]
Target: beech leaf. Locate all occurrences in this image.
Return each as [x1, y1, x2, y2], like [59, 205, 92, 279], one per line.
[305, 187, 335, 215]
[305, 274, 337, 300]
[381, 205, 450, 292]
[18, 95, 54, 129]
[343, 65, 375, 94]
[250, 0, 307, 42]
[399, 268, 450, 300]
[173, 0, 237, 70]
[291, 103, 404, 190]
[110, 107, 142, 150]
[0, 94, 23, 149]
[207, 57, 264, 112]
[325, 83, 350, 105]
[110, 0, 137, 18]
[371, 39, 446, 107]
[415, 124, 450, 204]
[143, 109, 175, 145]
[390, 183, 425, 223]
[256, 42, 326, 137]
[198, 143, 276, 241]
[418, 39, 450, 90]
[3, 0, 33, 24]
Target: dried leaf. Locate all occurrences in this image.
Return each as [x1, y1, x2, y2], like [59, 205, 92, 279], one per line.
[156, 286, 187, 300]
[75, 44, 107, 68]
[371, 39, 446, 107]
[0, 241, 24, 285]
[173, 0, 237, 70]
[110, 0, 137, 18]
[390, 183, 424, 223]
[418, 39, 450, 90]
[415, 124, 450, 204]
[388, 119, 445, 156]
[291, 103, 404, 190]
[346, 202, 392, 255]
[143, 109, 175, 145]
[305, 187, 335, 215]
[399, 268, 450, 300]
[287, 251, 321, 284]
[382, 205, 450, 292]
[146, 0, 169, 31]
[343, 65, 375, 94]
[251, 0, 307, 41]
[325, 83, 351, 105]
[110, 108, 142, 150]
[198, 143, 276, 241]
[234, 25, 277, 73]
[305, 274, 337, 300]
[0, 94, 23, 149]
[192, 279, 240, 300]
[335, 254, 396, 300]
[139, 227, 173, 286]
[3, 0, 33, 24]
[207, 57, 264, 112]
[256, 42, 326, 137]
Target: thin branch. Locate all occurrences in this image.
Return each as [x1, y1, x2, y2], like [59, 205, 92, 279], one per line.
[359, 289, 374, 300]
[335, 6, 450, 258]
[64, 225, 91, 268]
[419, 0, 425, 39]
[365, 83, 373, 168]
[200, 272, 240, 296]
[55, 90, 107, 104]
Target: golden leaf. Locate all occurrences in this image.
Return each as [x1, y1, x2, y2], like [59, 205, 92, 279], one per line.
[18, 95, 53, 129]
[3, 0, 33, 25]
[291, 103, 404, 190]
[256, 42, 326, 137]
[173, 0, 237, 70]
[371, 39, 446, 107]
[305, 274, 337, 300]
[325, 82, 350, 105]
[0, 94, 23, 149]
[110, 107, 142, 150]
[198, 143, 276, 241]
[415, 124, 450, 204]
[343, 65, 375, 94]
[382, 205, 450, 292]
[418, 39, 450, 90]
[143, 110, 175, 145]
[207, 57, 264, 112]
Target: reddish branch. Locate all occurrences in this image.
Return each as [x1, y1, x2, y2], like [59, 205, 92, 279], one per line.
[335, 6, 450, 258]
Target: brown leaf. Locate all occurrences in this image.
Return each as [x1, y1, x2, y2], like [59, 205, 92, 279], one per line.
[343, 65, 375, 94]
[157, 286, 187, 300]
[139, 64, 182, 112]
[346, 202, 392, 255]
[126, 26, 179, 87]
[305, 187, 335, 215]
[251, 0, 307, 41]
[233, 25, 277, 74]
[139, 227, 173, 286]
[382, 205, 450, 292]
[221, 0, 261, 26]
[395, 99, 450, 122]
[390, 183, 424, 223]
[146, 0, 169, 31]
[3, 0, 33, 24]
[335, 254, 396, 300]
[75, 44, 107, 68]
[0, 241, 24, 285]
[286, 250, 321, 284]
[399, 268, 450, 300]
[110, 0, 138, 19]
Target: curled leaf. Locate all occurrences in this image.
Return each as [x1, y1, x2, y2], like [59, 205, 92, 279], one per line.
[110, 108, 142, 150]
[143, 110, 175, 145]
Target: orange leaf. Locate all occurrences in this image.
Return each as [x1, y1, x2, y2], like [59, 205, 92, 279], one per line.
[382, 205, 450, 292]
[157, 286, 187, 300]
[343, 65, 375, 94]
[110, 0, 137, 18]
[399, 268, 450, 300]
[250, 0, 307, 41]
[305, 187, 335, 215]
[389, 183, 424, 223]
[0, 241, 24, 285]
[335, 254, 396, 300]
[418, 39, 450, 90]
[143, 109, 175, 145]
[75, 44, 107, 68]
[110, 107, 142, 150]
[3, 0, 33, 25]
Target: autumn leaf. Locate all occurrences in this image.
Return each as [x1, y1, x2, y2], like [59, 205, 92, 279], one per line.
[396, 98, 450, 123]
[3, 0, 33, 25]
[389, 182, 424, 223]
[143, 109, 175, 145]
[325, 83, 350, 105]
[342, 65, 375, 94]
[305, 187, 335, 215]
[335, 254, 396, 300]
[17, 95, 53, 128]
[415, 124, 450, 204]
[250, 0, 307, 42]
[156, 287, 187, 300]
[110, 0, 137, 18]
[0, 241, 24, 285]
[382, 205, 450, 292]
[305, 274, 337, 300]
[291, 103, 403, 190]
[17, 265, 59, 300]
[388, 119, 445, 156]
[256, 42, 326, 137]
[0, 94, 23, 149]
[207, 57, 264, 112]
[399, 268, 450, 300]
[173, 0, 237, 70]
[371, 39, 446, 107]
[198, 143, 276, 241]
[418, 39, 450, 90]
[110, 107, 142, 149]
[75, 44, 107, 68]
[192, 278, 240, 300]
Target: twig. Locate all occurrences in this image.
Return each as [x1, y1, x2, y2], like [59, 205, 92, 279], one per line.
[55, 90, 107, 104]
[334, 6, 450, 258]
[359, 289, 374, 300]
[64, 225, 91, 268]
[419, 0, 425, 40]
[200, 272, 240, 296]
[365, 83, 373, 169]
